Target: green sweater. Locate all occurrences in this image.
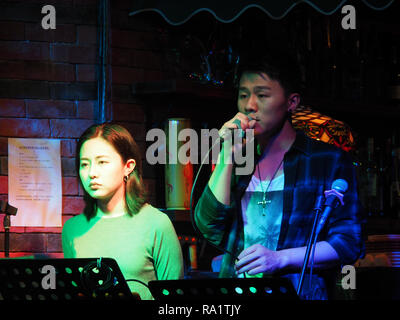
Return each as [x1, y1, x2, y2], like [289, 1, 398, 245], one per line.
[62, 204, 184, 300]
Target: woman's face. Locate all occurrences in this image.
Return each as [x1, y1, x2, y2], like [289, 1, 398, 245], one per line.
[79, 137, 134, 202]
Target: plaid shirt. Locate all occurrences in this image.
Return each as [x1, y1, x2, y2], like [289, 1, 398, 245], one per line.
[194, 131, 365, 279]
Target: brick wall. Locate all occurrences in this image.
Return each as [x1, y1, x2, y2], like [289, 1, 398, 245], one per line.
[0, 0, 162, 258]
[110, 0, 168, 206]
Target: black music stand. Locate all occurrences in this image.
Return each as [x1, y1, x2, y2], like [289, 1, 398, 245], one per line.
[149, 277, 299, 301]
[0, 258, 134, 301]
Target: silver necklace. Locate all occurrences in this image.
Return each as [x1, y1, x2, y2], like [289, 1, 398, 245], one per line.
[257, 158, 284, 216]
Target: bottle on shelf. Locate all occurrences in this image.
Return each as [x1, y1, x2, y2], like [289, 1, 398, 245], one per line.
[377, 137, 391, 217]
[365, 137, 379, 217]
[390, 130, 400, 218]
[388, 45, 400, 102]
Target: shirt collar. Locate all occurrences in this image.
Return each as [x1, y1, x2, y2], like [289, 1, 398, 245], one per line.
[254, 130, 311, 158]
[290, 131, 312, 156]
[236, 130, 311, 193]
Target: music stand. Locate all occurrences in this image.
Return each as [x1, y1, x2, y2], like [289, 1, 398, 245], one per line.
[149, 277, 299, 301]
[0, 258, 134, 301]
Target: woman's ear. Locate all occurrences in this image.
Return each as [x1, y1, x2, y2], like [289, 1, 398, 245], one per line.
[125, 159, 136, 176]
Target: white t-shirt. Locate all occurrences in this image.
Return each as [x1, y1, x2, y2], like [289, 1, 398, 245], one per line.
[241, 163, 284, 252]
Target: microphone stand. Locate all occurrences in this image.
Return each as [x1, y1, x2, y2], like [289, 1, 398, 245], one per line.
[1, 201, 18, 258]
[3, 215, 10, 257]
[296, 195, 324, 298]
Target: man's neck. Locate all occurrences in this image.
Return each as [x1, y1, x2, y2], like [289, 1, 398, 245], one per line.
[257, 120, 296, 158]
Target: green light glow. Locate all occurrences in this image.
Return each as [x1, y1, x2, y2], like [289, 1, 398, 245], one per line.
[162, 289, 170, 296]
[220, 287, 228, 294]
[235, 287, 243, 294]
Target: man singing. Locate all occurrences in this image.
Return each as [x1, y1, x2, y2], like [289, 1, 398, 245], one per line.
[194, 50, 364, 299]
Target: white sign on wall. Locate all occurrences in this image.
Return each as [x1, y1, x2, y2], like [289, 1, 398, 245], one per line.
[8, 138, 62, 227]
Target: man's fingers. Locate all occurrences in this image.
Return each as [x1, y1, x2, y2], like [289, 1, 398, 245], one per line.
[247, 119, 257, 129]
[235, 252, 257, 269]
[236, 256, 259, 274]
[237, 244, 258, 260]
[246, 265, 265, 275]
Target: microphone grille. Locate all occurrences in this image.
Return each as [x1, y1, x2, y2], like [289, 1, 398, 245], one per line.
[332, 179, 348, 193]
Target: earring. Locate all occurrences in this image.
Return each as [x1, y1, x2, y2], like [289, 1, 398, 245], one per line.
[124, 175, 128, 183]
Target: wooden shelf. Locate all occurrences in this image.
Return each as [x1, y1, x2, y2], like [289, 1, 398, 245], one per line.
[366, 217, 400, 235]
[303, 97, 400, 118]
[132, 79, 234, 100]
[132, 80, 400, 118]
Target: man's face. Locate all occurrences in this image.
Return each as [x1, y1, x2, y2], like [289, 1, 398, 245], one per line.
[237, 71, 294, 136]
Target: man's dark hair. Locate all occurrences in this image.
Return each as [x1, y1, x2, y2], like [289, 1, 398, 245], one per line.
[234, 50, 303, 97]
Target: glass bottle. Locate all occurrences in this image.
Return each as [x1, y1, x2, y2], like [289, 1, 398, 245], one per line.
[366, 137, 378, 217]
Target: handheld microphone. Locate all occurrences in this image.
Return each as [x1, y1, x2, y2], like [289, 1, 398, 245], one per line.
[315, 179, 348, 236]
[220, 115, 253, 141]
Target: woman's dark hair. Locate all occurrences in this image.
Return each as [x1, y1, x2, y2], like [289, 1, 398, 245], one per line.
[76, 123, 147, 220]
[234, 50, 303, 97]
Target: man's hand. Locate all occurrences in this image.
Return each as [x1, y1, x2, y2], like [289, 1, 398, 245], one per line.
[235, 244, 286, 275]
[219, 112, 257, 143]
[219, 112, 257, 156]
[235, 241, 341, 276]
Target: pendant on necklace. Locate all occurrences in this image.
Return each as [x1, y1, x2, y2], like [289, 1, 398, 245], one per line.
[257, 196, 271, 216]
[256, 158, 283, 217]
